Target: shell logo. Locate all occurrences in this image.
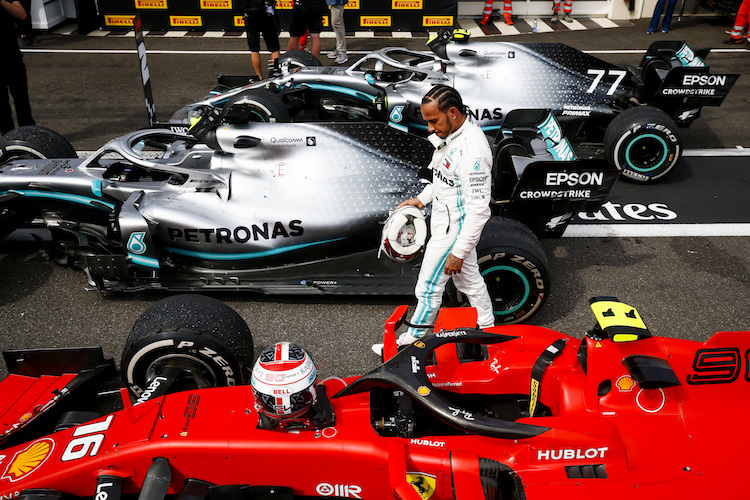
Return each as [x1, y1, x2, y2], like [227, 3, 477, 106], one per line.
[2, 439, 54, 482]
[616, 375, 636, 392]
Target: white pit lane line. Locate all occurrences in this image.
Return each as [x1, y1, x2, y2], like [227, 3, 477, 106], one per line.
[565, 223, 750, 238]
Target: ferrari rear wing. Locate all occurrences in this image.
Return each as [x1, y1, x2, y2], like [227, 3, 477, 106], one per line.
[1, 347, 115, 445]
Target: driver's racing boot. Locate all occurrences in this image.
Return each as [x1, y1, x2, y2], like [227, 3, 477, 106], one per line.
[371, 331, 423, 358]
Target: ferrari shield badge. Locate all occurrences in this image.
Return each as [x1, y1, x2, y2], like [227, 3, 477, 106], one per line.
[407, 472, 436, 499]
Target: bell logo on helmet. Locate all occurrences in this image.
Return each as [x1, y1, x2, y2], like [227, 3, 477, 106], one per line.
[251, 342, 318, 420]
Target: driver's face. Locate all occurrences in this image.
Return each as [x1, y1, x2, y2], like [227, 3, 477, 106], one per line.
[421, 100, 455, 139]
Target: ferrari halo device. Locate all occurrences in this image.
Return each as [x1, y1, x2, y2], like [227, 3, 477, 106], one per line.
[169, 29, 737, 183]
[379, 205, 427, 263]
[2, 294, 750, 499]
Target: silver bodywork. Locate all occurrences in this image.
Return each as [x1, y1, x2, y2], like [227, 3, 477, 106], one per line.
[0, 110, 617, 322]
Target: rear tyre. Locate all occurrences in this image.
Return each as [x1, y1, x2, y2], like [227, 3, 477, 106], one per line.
[0, 126, 76, 163]
[221, 88, 290, 123]
[278, 49, 322, 70]
[121, 295, 254, 396]
[446, 217, 550, 325]
[603, 106, 680, 183]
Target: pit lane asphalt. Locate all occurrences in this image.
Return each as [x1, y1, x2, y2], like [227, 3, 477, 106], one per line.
[1, 16, 749, 380]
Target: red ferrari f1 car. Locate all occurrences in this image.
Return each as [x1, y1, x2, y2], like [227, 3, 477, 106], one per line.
[1, 295, 748, 499]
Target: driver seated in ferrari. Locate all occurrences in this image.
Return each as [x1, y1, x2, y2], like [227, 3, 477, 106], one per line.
[251, 341, 335, 431]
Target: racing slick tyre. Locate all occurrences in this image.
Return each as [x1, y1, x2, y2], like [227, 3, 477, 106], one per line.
[121, 295, 254, 397]
[0, 125, 76, 163]
[277, 49, 322, 71]
[222, 88, 290, 124]
[445, 217, 550, 325]
[603, 106, 681, 183]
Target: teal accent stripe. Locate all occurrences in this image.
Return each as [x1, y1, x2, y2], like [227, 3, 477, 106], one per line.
[454, 160, 465, 228]
[91, 180, 103, 198]
[292, 84, 376, 102]
[165, 237, 346, 261]
[2, 190, 115, 210]
[412, 245, 454, 328]
[407, 123, 501, 133]
[388, 122, 408, 132]
[128, 254, 160, 268]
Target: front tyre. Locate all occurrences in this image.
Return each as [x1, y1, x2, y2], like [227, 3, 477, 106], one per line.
[446, 217, 550, 324]
[0, 126, 76, 163]
[603, 106, 681, 183]
[121, 295, 254, 397]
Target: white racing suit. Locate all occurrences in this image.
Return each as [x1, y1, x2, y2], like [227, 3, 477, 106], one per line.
[402, 118, 495, 344]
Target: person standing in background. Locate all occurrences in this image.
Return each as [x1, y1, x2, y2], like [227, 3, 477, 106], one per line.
[287, 0, 326, 58]
[1, 0, 35, 135]
[238, 0, 281, 79]
[325, 0, 347, 64]
[551, 0, 573, 22]
[724, 0, 750, 46]
[646, 0, 678, 34]
[479, 0, 513, 26]
[15, 0, 38, 45]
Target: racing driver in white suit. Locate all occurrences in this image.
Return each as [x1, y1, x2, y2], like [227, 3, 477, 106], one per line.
[397, 85, 495, 345]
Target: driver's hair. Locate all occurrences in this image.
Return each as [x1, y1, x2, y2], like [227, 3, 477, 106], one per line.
[422, 85, 466, 116]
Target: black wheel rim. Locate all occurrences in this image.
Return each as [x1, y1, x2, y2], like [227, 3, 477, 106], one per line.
[625, 134, 669, 173]
[481, 264, 532, 316]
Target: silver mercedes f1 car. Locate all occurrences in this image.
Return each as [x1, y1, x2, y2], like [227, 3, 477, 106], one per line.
[0, 102, 617, 324]
[170, 30, 737, 183]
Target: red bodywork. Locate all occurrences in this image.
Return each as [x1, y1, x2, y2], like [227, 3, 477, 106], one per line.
[1, 304, 749, 499]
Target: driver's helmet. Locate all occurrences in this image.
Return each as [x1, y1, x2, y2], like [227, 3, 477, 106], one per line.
[251, 342, 318, 419]
[379, 206, 427, 263]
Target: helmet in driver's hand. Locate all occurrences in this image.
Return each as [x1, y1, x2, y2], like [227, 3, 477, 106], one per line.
[379, 205, 427, 263]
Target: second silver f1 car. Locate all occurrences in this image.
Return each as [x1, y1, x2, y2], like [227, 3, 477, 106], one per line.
[171, 31, 737, 183]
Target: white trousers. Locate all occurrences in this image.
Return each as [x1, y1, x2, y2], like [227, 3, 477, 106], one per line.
[405, 230, 494, 341]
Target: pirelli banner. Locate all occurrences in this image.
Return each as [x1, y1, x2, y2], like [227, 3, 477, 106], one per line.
[97, 0, 457, 32]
